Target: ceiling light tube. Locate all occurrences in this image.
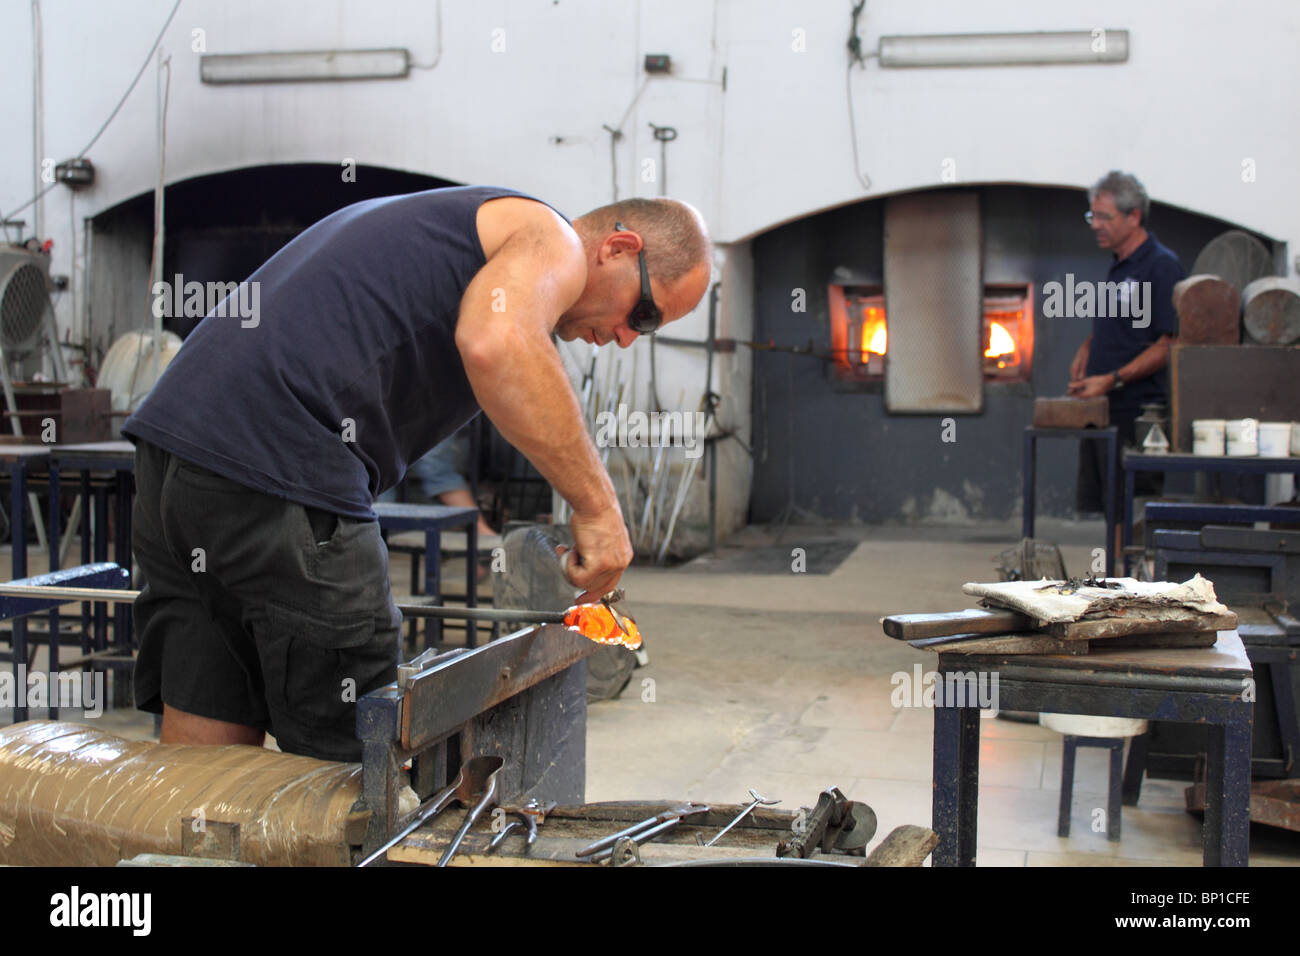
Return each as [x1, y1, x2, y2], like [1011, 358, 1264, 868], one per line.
[878, 31, 1128, 68]
[200, 48, 410, 84]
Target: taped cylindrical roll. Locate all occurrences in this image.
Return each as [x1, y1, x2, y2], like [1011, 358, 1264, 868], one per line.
[0, 721, 363, 866]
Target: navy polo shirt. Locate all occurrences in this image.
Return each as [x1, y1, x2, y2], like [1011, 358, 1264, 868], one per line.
[1085, 231, 1185, 417]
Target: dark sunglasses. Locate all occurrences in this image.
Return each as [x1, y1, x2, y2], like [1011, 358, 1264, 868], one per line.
[616, 221, 663, 334]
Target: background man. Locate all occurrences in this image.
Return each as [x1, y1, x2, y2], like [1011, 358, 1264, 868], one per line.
[123, 186, 712, 760]
[1068, 170, 1185, 517]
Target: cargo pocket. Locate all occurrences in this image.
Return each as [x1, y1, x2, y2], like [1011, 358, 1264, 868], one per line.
[261, 600, 395, 739]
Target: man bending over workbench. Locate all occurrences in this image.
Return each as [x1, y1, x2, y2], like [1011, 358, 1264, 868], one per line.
[122, 187, 712, 761]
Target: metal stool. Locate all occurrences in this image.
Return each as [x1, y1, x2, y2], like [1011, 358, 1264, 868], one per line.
[1042, 713, 1149, 841]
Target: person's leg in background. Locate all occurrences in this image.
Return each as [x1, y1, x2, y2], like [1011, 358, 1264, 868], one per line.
[411, 434, 497, 538]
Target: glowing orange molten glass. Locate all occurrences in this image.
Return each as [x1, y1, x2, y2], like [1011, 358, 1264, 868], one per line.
[563, 604, 642, 650]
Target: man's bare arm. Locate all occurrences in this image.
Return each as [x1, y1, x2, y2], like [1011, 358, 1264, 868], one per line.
[1067, 334, 1174, 398]
[455, 224, 631, 600]
[1117, 334, 1174, 383]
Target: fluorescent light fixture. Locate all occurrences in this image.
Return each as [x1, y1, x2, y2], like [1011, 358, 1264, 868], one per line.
[879, 31, 1128, 68]
[200, 48, 410, 84]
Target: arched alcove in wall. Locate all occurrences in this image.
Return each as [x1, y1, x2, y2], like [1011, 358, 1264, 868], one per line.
[746, 182, 1277, 525]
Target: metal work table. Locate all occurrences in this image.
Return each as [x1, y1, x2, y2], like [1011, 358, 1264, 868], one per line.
[1023, 427, 1118, 576]
[47, 441, 137, 668]
[373, 503, 479, 647]
[356, 622, 594, 860]
[1122, 451, 1300, 574]
[0, 445, 53, 714]
[931, 632, 1254, 866]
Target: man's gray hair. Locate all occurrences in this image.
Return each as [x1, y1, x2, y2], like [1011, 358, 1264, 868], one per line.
[1088, 171, 1149, 225]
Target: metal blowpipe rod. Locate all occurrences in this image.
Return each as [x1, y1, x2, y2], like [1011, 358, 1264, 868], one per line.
[0, 583, 565, 624]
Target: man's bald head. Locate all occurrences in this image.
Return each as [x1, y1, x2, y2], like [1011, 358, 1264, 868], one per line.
[574, 198, 713, 284]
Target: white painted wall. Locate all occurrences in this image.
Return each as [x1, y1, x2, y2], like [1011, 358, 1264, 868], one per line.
[3, 0, 1296, 542]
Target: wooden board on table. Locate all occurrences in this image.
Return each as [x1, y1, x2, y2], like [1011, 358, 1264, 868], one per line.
[883, 608, 1032, 640]
[910, 629, 1222, 656]
[884, 608, 1236, 644]
[1090, 632, 1219, 651]
[908, 632, 1085, 655]
[1049, 611, 1237, 640]
[863, 825, 939, 867]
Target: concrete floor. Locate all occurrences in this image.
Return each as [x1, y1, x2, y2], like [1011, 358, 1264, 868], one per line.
[4, 517, 1299, 866]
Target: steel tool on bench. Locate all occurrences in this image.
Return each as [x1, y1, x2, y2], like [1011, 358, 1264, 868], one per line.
[438, 757, 505, 866]
[487, 799, 557, 853]
[702, 789, 780, 847]
[576, 803, 711, 861]
[356, 755, 503, 867]
[777, 787, 876, 858]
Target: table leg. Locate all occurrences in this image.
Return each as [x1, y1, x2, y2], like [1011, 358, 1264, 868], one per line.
[1107, 742, 1123, 841]
[48, 462, 61, 719]
[1103, 432, 1116, 577]
[1268, 660, 1300, 771]
[10, 461, 27, 722]
[1022, 430, 1035, 542]
[1203, 713, 1252, 867]
[79, 470, 91, 654]
[114, 470, 133, 650]
[1122, 465, 1136, 577]
[92, 487, 108, 653]
[424, 530, 442, 650]
[466, 523, 478, 648]
[1122, 730, 1149, 806]
[932, 696, 981, 866]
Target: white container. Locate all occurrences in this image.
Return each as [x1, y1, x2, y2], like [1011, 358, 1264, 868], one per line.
[1259, 422, 1292, 457]
[1041, 713, 1149, 739]
[1226, 418, 1259, 456]
[1292, 422, 1300, 456]
[1192, 419, 1226, 456]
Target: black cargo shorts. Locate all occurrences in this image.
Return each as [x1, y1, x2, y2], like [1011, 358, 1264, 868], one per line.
[131, 439, 400, 762]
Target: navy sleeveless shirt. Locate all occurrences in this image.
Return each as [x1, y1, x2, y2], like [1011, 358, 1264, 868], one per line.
[124, 185, 565, 519]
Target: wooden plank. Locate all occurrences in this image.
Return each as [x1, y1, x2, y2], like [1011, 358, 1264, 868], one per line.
[887, 607, 1235, 643]
[882, 608, 1032, 640]
[1089, 632, 1218, 651]
[909, 633, 1086, 656]
[1049, 611, 1238, 640]
[863, 825, 938, 867]
[947, 632, 1252, 678]
[1032, 396, 1108, 428]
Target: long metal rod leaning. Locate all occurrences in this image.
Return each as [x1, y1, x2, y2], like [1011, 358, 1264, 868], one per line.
[704, 789, 780, 847]
[576, 811, 678, 858]
[0, 583, 565, 624]
[356, 779, 461, 867]
[589, 818, 682, 862]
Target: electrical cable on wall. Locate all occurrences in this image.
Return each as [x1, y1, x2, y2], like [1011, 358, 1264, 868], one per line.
[845, 0, 875, 191]
[3, 0, 185, 226]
